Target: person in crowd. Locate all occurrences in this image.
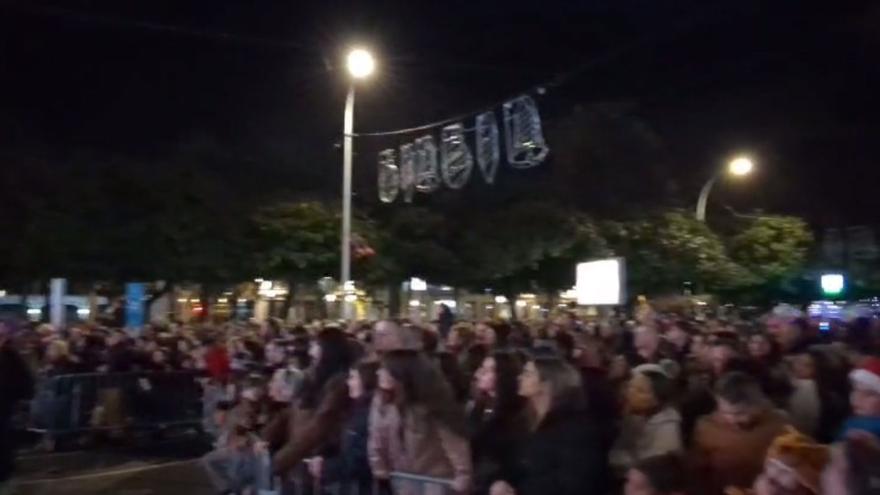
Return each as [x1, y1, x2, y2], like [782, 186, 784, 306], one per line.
[308, 360, 379, 495]
[726, 427, 829, 495]
[665, 320, 693, 364]
[436, 351, 471, 403]
[369, 349, 472, 495]
[821, 429, 880, 495]
[475, 322, 497, 350]
[202, 424, 261, 495]
[270, 327, 355, 475]
[626, 325, 667, 367]
[0, 321, 35, 492]
[691, 371, 790, 494]
[469, 351, 528, 495]
[838, 356, 880, 439]
[611, 366, 683, 473]
[446, 323, 476, 356]
[41, 339, 78, 375]
[205, 337, 232, 383]
[570, 335, 619, 432]
[748, 333, 779, 365]
[437, 304, 455, 341]
[490, 353, 604, 495]
[624, 453, 687, 495]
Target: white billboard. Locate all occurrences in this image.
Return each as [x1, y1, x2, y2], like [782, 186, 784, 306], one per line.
[575, 258, 626, 305]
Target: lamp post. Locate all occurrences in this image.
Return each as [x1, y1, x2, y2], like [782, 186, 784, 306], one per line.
[695, 156, 754, 222]
[341, 48, 375, 319]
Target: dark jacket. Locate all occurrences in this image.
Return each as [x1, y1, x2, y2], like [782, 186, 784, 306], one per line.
[322, 398, 373, 494]
[470, 401, 529, 495]
[509, 408, 605, 495]
[272, 374, 350, 475]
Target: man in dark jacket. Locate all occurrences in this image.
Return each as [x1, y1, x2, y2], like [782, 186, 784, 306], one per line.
[0, 321, 35, 488]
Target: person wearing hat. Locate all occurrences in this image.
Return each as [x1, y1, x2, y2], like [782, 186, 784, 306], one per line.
[838, 356, 880, 439]
[725, 426, 829, 495]
[0, 321, 34, 491]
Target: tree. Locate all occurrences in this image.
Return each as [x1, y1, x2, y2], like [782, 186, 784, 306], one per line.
[249, 201, 340, 284]
[727, 215, 814, 301]
[729, 216, 813, 281]
[454, 202, 609, 306]
[603, 210, 754, 296]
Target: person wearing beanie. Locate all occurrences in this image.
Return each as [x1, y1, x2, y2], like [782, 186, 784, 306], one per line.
[725, 426, 829, 495]
[838, 356, 880, 439]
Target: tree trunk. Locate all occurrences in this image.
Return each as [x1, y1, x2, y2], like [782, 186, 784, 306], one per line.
[387, 281, 401, 318]
[282, 279, 298, 323]
[506, 288, 519, 321]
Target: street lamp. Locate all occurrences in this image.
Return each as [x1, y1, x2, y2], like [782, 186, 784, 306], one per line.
[341, 48, 375, 319]
[695, 155, 755, 222]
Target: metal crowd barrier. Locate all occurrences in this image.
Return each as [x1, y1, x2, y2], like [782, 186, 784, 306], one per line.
[252, 463, 453, 495]
[29, 370, 206, 444]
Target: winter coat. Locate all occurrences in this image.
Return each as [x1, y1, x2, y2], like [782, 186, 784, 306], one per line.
[690, 408, 789, 495]
[507, 408, 605, 495]
[367, 396, 472, 493]
[469, 401, 528, 494]
[322, 398, 373, 494]
[610, 406, 683, 472]
[271, 374, 350, 475]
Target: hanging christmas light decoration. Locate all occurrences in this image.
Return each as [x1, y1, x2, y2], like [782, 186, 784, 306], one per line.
[399, 143, 416, 203]
[502, 95, 549, 168]
[377, 149, 399, 203]
[475, 111, 500, 184]
[413, 135, 441, 193]
[440, 123, 473, 189]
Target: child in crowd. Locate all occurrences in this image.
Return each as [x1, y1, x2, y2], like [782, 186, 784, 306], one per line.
[839, 357, 880, 439]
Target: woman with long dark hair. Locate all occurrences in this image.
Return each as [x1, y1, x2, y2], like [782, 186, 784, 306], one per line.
[369, 349, 472, 494]
[491, 354, 604, 495]
[470, 351, 528, 494]
[308, 360, 379, 495]
[269, 327, 355, 475]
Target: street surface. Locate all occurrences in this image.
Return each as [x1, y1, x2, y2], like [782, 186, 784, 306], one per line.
[10, 436, 214, 495]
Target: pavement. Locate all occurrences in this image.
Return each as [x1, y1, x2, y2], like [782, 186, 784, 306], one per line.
[9, 434, 217, 495]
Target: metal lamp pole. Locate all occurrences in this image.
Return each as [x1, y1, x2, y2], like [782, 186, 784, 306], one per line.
[695, 172, 720, 222]
[341, 84, 355, 319]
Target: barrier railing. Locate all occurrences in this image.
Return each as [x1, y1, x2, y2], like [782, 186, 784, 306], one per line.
[388, 472, 455, 495]
[250, 462, 453, 495]
[29, 370, 205, 442]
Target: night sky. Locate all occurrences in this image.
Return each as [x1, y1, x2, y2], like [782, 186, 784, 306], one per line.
[1, 0, 877, 226]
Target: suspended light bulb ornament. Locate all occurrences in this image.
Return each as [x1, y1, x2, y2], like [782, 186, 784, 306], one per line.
[440, 123, 473, 189]
[399, 143, 416, 203]
[502, 95, 549, 168]
[475, 111, 500, 184]
[377, 149, 399, 203]
[374, 92, 549, 201]
[413, 135, 441, 193]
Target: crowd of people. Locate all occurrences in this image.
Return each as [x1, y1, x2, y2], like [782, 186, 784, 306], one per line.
[3, 304, 880, 495]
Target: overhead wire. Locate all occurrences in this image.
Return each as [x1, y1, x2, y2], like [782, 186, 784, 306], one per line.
[349, 0, 730, 138]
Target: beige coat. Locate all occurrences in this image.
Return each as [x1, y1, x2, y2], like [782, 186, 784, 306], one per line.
[368, 396, 472, 493]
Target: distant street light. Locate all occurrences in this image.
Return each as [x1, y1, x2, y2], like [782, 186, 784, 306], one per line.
[341, 48, 375, 319]
[696, 155, 755, 222]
